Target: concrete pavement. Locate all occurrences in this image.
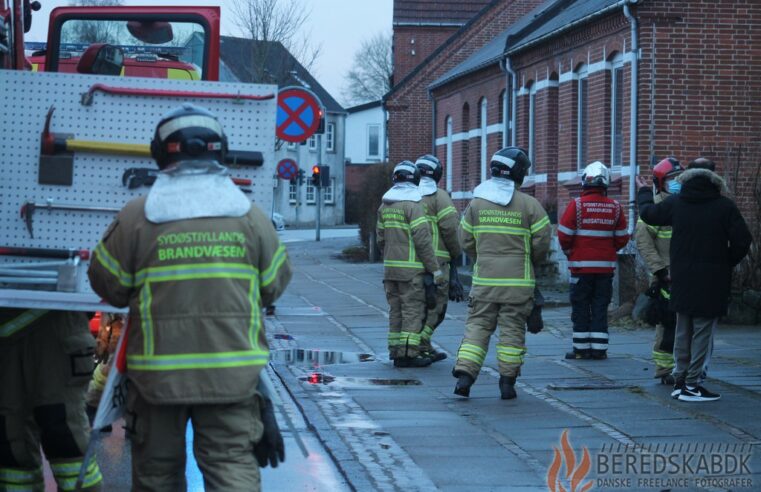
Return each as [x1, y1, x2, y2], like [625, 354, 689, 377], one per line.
[268, 236, 761, 491]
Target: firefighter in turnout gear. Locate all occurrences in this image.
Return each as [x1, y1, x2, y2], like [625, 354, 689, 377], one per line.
[415, 154, 462, 363]
[88, 105, 292, 491]
[453, 147, 551, 399]
[558, 161, 629, 360]
[0, 310, 103, 491]
[377, 161, 444, 368]
[635, 157, 683, 384]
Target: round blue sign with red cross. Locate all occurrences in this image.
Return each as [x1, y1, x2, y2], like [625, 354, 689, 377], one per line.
[276, 87, 323, 143]
[277, 158, 299, 180]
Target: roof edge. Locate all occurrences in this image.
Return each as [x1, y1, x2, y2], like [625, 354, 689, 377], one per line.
[428, 57, 500, 91]
[383, 0, 503, 102]
[506, 0, 638, 56]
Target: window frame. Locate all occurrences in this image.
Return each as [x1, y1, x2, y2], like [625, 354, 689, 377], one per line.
[288, 180, 298, 204]
[576, 65, 589, 171]
[326, 122, 335, 152]
[305, 182, 316, 204]
[367, 123, 381, 159]
[527, 82, 536, 175]
[323, 178, 336, 204]
[610, 54, 624, 169]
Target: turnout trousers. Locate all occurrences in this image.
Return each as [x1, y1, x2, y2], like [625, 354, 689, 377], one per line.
[0, 312, 102, 491]
[570, 274, 613, 357]
[126, 388, 263, 492]
[454, 300, 532, 379]
[420, 261, 450, 353]
[384, 275, 426, 359]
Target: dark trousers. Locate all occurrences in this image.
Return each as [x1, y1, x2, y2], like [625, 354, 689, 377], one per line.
[570, 274, 613, 356]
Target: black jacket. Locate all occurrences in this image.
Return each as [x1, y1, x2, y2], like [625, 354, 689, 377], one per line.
[637, 168, 752, 317]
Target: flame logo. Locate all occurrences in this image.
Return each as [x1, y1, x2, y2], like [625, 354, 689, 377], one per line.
[547, 429, 594, 492]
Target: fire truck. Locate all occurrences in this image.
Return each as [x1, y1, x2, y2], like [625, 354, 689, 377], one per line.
[0, 0, 279, 312]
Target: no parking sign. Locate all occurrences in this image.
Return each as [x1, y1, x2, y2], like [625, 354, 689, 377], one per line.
[276, 87, 323, 143]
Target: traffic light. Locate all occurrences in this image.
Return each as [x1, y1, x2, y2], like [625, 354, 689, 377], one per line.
[318, 165, 330, 187]
[315, 109, 325, 134]
[311, 165, 320, 187]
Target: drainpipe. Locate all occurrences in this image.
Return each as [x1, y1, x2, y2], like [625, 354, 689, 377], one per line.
[428, 90, 437, 155]
[623, 2, 639, 234]
[504, 57, 518, 146]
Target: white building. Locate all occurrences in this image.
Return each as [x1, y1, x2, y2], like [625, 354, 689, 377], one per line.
[345, 100, 386, 165]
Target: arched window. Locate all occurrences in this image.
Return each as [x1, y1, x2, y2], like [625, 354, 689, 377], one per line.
[575, 63, 589, 171]
[445, 116, 453, 192]
[609, 53, 624, 168]
[480, 97, 488, 182]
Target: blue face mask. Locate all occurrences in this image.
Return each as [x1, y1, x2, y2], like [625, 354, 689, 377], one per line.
[666, 180, 682, 194]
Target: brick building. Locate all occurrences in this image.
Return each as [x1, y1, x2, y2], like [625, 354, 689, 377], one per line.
[388, 0, 761, 231]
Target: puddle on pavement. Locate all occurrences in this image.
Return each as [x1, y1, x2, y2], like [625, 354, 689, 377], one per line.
[273, 333, 295, 340]
[548, 383, 637, 391]
[299, 373, 421, 388]
[270, 349, 375, 367]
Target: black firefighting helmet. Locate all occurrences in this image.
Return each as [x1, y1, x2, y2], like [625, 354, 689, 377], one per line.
[415, 154, 443, 183]
[392, 160, 421, 186]
[490, 147, 531, 185]
[150, 104, 228, 170]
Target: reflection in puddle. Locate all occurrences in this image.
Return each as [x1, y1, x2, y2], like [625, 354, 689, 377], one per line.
[270, 349, 375, 368]
[299, 373, 421, 388]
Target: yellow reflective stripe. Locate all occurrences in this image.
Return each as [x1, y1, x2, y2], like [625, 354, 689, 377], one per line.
[261, 244, 287, 287]
[657, 230, 672, 238]
[50, 459, 102, 491]
[140, 281, 154, 355]
[530, 215, 550, 233]
[460, 218, 474, 233]
[134, 262, 257, 285]
[496, 345, 526, 364]
[0, 467, 44, 484]
[94, 242, 133, 287]
[376, 221, 385, 230]
[437, 206, 456, 219]
[410, 216, 428, 229]
[0, 309, 48, 338]
[472, 277, 535, 287]
[660, 288, 671, 300]
[31, 64, 39, 72]
[248, 276, 262, 350]
[473, 225, 530, 236]
[524, 235, 531, 281]
[383, 221, 410, 230]
[421, 325, 434, 341]
[388, 332, 402, 346]
[458, 343, 486, 365]
[399, 332, 421, 345]
[384, 260, 423, 268]
[128, 350, 269, 371]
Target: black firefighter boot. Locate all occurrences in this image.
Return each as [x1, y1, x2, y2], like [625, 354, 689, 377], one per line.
[453, 371, 475, 398]
[499, 376, 517, 400]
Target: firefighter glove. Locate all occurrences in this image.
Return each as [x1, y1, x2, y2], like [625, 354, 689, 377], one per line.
[432, 269, 445, 285]
[254, 396, 285, 468]
[448, 262, 465, 302]
[654, 268, 670, 284]
[526, 287, 545, 334]
[423, 273, 437, 309]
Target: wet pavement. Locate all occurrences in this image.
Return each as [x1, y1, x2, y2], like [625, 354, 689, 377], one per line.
[42, 233, 761, 490]
[267, 236, 761, 492]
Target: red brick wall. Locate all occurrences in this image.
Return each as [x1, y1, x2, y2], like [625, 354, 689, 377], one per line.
[393, 26, 459, 84]
[386, 0, 545, 167]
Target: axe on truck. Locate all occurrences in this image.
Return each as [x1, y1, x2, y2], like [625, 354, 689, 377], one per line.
[20, 199, 120, 238]
[39, 105, 264, 169]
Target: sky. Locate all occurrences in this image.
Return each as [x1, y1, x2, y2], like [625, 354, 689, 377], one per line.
[25, 0, 393, 106]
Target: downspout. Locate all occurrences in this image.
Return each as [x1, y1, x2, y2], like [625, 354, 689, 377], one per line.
[504, 57, 518, 146]
[428, 90, 437, 154]
[623, 2, 639, 234]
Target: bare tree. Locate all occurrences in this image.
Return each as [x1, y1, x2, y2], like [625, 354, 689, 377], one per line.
[64, 0, 124, 45]
[230, 0, 321, 83]
[342, 31, 392, 106]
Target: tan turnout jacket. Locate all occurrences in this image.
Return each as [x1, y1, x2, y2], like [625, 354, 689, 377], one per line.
[421, 189, 462, 262]
[88, 196, 292, 404]
[377, 200, 438, 281]
[635, 193, 671, 274]
[459, 192, 551, 304]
